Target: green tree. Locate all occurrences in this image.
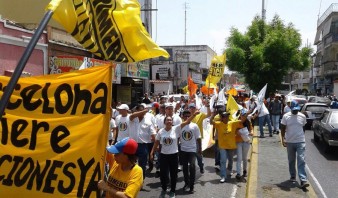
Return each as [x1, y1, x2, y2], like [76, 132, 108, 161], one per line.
[225, 15, 312, 95]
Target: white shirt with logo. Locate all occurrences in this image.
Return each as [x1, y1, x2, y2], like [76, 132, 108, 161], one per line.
[156, 125, 181, 154]
[115, 114, 130, 141]
[180, 123, 201, 152]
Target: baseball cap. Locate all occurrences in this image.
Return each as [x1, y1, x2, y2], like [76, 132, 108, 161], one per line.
[152, 102, 160, 108]
[117, 104, 129, 110]
[165, 103, 174, 108]
[220, 111, 230, 117]
[240, 108, 248, 116]
[290, 100, 301, 111]
[251, 95, 257, 100]
[106, 137, 138, 155]
[188, 103, 196, 108]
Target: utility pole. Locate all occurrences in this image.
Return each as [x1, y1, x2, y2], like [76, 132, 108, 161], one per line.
[184, 2, 189, 45]
[262, 0, 266, 21]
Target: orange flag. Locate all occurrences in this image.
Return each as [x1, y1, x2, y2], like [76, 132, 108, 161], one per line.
[188, 76, 198, 97]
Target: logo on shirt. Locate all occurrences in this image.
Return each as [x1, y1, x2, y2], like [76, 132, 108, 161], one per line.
[163, 137, 173, 146]
[182, 130, 193, 141]
[119, 122, 128, 131]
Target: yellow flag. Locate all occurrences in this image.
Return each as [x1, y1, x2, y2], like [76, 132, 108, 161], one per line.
[205, 54, 226, 87]
[227, 94, 239, 121]
[47, 0, 169, 62]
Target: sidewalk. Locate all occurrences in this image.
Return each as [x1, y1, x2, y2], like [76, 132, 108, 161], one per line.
[247, 127, 317, 198]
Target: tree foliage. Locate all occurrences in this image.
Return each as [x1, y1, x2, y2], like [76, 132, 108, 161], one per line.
[225, 15, 312, 95]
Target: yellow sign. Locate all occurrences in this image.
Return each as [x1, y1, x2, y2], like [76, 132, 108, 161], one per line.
[0, 65, 112, 197]
[47, 0, 169, 63]
[205, 54, 226, 88]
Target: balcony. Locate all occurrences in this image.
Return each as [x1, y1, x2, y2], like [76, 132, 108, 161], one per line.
[323, 61, 338, 76]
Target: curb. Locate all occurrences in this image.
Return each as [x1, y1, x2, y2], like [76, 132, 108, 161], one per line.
[246, 127, 258, 198]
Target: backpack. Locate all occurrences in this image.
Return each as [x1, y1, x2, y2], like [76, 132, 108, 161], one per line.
[331, 101, 338, 109]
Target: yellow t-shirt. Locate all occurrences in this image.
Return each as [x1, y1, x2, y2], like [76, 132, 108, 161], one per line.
[192, 113, 207, 138]
[106, 155, 143, 198]
[214, 120, 241, 149]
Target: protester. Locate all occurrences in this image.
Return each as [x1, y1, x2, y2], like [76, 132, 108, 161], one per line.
[251, 96, 273, 138]
[142, 93, 152, 104]
[188, 102, 211, 174]
[180, 110, 202, 194]
[268, 94, 283, 134]
[280, 100, 309, 188]
[129, 104, 156, 179]
[98, 137, 143, 198]
[210, 111, 241, 183]
[150, 111, 199, 198]
[235, 108, 253, 180]
[115, 104, 131, 142]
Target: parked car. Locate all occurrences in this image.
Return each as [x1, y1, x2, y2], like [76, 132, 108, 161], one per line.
[307, 96, 332, 106]
[312, 109, 338, 152]
[300, 102, 329, 130]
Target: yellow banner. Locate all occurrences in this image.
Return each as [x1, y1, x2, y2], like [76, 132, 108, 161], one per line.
[47, 0, 169, 63]
[0, 65, 112, 197]
[205, 54, 226, 88]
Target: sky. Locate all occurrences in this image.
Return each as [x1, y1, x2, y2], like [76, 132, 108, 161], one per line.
[152, 0, 337, 54]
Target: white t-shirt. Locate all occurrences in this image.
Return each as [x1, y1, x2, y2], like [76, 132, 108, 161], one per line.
[109, 118, 117, 140]
[155, 114, 165, 129]
[156, 125, 181, 154]
[115, 114, 131, 141]
[129, 117, 156, 143]
[180, 123, 201, 152]
[284, 106, 291, 114]
[156, 114, 182, 130]
[281, 112, 306, 143]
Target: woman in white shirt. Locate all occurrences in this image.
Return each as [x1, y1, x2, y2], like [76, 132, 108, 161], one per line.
[150, 111, 198, 198]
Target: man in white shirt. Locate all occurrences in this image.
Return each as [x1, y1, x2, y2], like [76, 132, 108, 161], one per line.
[180, 110, 201, 194]
[281, 100, 309, 188]
[250, 96, 273, 138]
[129, 104, 156, 179]
[115, 104, 131, 141]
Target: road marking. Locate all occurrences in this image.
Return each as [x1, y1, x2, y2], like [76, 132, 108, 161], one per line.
[306, 164, 328, 198]
[231, 184, 237, 198]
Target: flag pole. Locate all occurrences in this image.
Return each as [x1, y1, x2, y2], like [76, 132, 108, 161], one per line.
[0, 10, 54, 119]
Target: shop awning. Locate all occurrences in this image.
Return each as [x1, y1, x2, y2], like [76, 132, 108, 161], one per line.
[149, 80, 171, 83]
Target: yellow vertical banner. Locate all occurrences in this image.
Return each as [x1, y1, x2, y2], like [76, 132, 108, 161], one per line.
[205, 54, 226, 88]
[0, 65, 112, 197]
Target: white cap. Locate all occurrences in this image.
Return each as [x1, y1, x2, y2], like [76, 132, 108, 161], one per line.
[165, 103, 174, 108]
[117, 104, 129, 110]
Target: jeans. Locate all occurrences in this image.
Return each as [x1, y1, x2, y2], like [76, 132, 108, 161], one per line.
[271, 114, 280, 131]
[214, 140, 220, 166]
[258, 114, 273, 136]
[219, 149, 235, 178]
[136, 143, 148, 179]
[159, 153, 178, 193]
[286, 142, 307, 182]
[195, 143, 204, 170]
[180, 151, 196, 188]
[236, 142, 250, 175]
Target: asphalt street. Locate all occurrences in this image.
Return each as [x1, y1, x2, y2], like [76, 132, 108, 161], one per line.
[138, 147, 247, 198]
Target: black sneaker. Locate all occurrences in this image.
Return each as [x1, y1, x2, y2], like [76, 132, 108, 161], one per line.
[243, 170, 247, 177]
[259, 135, 265, 138]
[188, 188, 194, 194]
[301, 181, 309, 188]
[289, 177, 296, 182]
[200, 168, 205, 174]
[182, 184, 189, 191]
[269, 134, 273, 137]
[235, 174, 241, 180]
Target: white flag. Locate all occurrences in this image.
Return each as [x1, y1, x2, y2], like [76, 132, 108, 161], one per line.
[195, 94, 202, 109]
[217, 87, 226, 106]
[257, 84, 267, 105]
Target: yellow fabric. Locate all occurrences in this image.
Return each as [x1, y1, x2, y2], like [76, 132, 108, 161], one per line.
[48, 0, 169, 62]
[0, 65, 112, 197]
[226, 94, 240, 121]
[214, 120, 241, 149]
[192, 113, 207, 138]
[205, 54, 226, 88]
[46, 0, 62, 11]
[106, 156, 143, 198]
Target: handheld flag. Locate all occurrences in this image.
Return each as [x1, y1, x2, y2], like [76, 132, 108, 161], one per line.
[205, 54, 226, 88]
[257, 84, 267, 105]
[217, 87, 226, 106]
[227, 94, 240, 120]
[47, 0, 169, 62]
[188, 76, 198, 97]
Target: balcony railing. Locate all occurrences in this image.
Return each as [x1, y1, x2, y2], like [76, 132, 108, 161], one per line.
[318, 3, 338, 26]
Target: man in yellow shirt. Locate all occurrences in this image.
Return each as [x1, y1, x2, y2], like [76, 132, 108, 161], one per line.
[210, 111, 242, 183]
